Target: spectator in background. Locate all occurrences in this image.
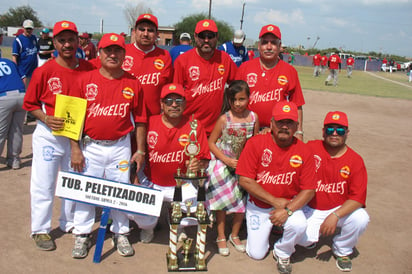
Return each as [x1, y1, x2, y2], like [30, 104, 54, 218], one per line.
[247, 47, 255, 60]
[169, 32, 193, 64]
[408, 63, 412, 83]
[12, 19, 39, 88]
[381, 57, 387, 72]
[0, 57, 26, 169]
[321, 53, 328, 74]
[79, 32, 96, 60]
[346, 56, 355, 78]
[389, 59, 395, 73]
[37, 28, 55, 67]
[218, 29, 249, 67]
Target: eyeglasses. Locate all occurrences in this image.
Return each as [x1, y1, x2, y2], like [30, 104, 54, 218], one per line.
[197, 32, 216, 40]
[325, 126, 346, 136]
[162, 98, 185, 106]
[137, 27, 155, 33]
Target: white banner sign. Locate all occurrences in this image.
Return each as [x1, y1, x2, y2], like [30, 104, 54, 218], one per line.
[56, 171, 163, 217]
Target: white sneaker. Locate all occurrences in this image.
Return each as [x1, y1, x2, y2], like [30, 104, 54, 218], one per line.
[72, 235, 91, 259]
[112, 234, 134, 257]
[140, 229, 154, 243]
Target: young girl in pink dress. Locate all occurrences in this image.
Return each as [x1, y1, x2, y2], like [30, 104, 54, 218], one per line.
[207, 80, 259, 256]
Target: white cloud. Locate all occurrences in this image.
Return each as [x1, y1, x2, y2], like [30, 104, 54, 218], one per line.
[253, 9, 305, 25]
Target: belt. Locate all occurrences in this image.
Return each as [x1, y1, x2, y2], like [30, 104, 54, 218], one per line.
[82, 135, 127, 146]
[0, 89, 25, 97]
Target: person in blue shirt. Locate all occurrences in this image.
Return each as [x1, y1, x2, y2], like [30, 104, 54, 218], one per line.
[0, 57, 26, 169]
[218, 29, 249, 67]
[12, 19, 39, 87]
[169, 32, 193, 64]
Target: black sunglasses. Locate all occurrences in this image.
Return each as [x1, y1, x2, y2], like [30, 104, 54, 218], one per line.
[163, 98, 185, 106]
[197, 32, 216, 40]
[325, 126, 346, 136]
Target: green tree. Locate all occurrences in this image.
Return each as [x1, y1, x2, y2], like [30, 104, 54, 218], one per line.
[0, 5, 42, 28]
[173, 13, 233, 46]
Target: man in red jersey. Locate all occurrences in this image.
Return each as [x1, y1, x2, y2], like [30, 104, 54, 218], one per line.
[236, 25, 305, 140]
[325, 51, 342, 86]
[173, 19, 237, 136]
[321, 53, 328, 74]
[298, 111, 369, 272]
[313, 51, 322, 77]
[346, 56, 355, 78]
[123, 13, 173, 117]
[23, 20, 95, 251]
[79, 32, 97, 60]
[69, 33, 147, 259]
[136, 83, 210, 242]
[237, 101, 316, 274]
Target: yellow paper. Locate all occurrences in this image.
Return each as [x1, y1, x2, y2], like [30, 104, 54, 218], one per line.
[53, 94, 87, 140]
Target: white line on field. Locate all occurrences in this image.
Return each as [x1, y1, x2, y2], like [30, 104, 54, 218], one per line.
[364, 71, 412, 89]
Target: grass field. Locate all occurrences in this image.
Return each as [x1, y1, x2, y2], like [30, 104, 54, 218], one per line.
[296, 65, 412, 100]
[2, 46, 411, 100]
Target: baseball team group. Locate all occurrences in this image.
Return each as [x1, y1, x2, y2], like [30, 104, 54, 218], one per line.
[0, 13, 369, 274]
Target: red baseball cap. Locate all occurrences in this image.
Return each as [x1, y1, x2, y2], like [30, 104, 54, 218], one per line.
[272, 101, 298, 122]
[14, 28, 24, 36]
[79, 32, 89, 39]
[323, 111, 348, 127]
[161, 83, 185, 99]
[259, 24, 282, 40]
[98, 33, 126, 50]
[53, 20, 78, 36]
[135, 13, 158, 29]
[195, 19, 218, 34]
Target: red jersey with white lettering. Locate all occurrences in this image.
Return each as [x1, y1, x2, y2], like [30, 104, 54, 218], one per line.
[328, 54, 342, 70]
[307, 140, 367, 210]
[145, 115, 211, 186]
[313, 54, 321, 66]
[23, 59, 95, 114]
[173, 48, 237, 135]
[236, 133, 316, 208]
[71, 70, 147, 140]
[346, 57, 355, 66]
[123, 44, 173, 116]
[236, 58, 305, 128]
[321, 55, 328, 66]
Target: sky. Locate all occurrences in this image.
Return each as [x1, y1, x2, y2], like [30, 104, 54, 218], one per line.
[1, 0, 412, 57]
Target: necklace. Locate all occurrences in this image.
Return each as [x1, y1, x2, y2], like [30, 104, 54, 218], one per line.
[260, 59, 277, 77]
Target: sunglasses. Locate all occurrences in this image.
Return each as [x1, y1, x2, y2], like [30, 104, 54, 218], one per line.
[325, 126, 346, 136]
[137, 27, 155, 33]
[197, 32, 216, 40]
[163, 98, 185, 106]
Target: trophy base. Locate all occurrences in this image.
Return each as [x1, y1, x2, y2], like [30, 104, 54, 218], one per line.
[166, 252, 207, 272]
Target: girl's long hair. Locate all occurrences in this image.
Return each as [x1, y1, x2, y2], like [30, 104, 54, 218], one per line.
[221, 80, 250, 114]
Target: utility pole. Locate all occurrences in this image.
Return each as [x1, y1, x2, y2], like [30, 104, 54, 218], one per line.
[240, 2, 246, 29]
[208, 0, 212, 19]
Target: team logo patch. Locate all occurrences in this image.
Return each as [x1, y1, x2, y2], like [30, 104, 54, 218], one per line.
[147, 131, 158, 149]
[116, 160, 129, 172]
[314, 154, 322, 173]
[47, 77, 63, 94]
[246, 73, 258, 88]
[189, 66, 200, 81]
[282, 104, 291, 113]
[249, 215, 260, 230]
[122, 56, 134, 71]
[289, 155, 303, 168]
[261, 148, 272, 167]
[122, 87, 134, 100]
[154, 59, 165, 70]
[332, 113, 341, 121]
[203, 21, 210, 28]
[85, 83, 98, 101]
[61, 22, 70, 28]
[217, 64, 225, 75]
[110, 34, 118, 42]
[267, 26, 274, 32]
[42, 146, 55, 161]
[277, 75, 288, 86]
[178, 134, 190, 147]
[340, 165, 350, 178]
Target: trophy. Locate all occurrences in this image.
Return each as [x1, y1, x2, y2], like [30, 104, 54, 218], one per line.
[166, 116, 210, 272]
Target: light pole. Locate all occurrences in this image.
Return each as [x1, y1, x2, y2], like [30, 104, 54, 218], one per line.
[240, 2, 246, 30]
[208, 0, 212, 19]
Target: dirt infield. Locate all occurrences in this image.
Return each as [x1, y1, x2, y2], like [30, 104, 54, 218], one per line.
[1, 90, 411, 274]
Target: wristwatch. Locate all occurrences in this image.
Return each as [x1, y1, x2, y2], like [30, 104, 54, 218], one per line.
[285, 207, 293, 216]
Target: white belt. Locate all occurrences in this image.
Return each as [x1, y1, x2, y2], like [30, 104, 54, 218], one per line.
[82, 135, 127, 146]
